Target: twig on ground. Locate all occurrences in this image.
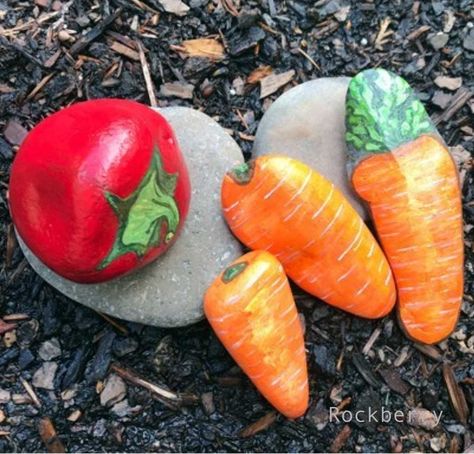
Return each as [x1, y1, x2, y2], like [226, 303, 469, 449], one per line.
[96, 312, 129, 336]
[362, 327, 382, 355]
[20, 377, 42, 408]
[111, 364, 198, 405]
[137, 41, 158, 108]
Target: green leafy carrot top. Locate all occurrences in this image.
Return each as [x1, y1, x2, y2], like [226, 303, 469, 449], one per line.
[345, 68, 437, 166]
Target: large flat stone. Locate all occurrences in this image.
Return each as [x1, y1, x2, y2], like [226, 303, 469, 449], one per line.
[18, 107, 243, 327]
[253, 77, 367, 218]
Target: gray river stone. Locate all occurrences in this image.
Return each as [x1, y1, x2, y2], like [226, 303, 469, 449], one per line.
[18, 107, 244, 327]
[252, 77, 368, 218]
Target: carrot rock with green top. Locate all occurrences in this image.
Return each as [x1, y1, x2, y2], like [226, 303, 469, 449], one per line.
[345, 68, 463, 344]
[204, 250, 309, 419]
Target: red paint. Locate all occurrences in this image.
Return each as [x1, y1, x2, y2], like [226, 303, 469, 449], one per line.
[9, 99, 191, 283]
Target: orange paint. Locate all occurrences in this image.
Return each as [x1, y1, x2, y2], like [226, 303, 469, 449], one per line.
[204, 250, 309, 418]
[352, 135, 463, 344]
[221, 155, 396, 319]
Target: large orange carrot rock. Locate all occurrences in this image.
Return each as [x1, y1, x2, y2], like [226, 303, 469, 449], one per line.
[345, 68, 463, 344]
[204, 250, 308, 418]
[221, 156, 396, 319]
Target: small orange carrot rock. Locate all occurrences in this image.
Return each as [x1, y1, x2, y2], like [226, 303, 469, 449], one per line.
[345, 69, 463, 344]
[221, 156, 396, 319]
[204, 250, 309, 419]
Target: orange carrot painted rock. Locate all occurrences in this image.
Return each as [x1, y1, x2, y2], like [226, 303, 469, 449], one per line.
[204, 250, 308, 419]
[346, 68, 463, 344]
[221, 156, 396, 319]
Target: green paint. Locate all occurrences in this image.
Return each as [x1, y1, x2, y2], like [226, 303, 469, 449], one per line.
[345, 68, 436, 167]
[228, 161, 254, 185]
[222, 262, 248, 283]
[99, 147, 180, 269]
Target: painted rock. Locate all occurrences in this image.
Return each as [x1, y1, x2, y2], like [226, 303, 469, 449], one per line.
[9, 99, 190, 283]
[221, 155, 396, 319]
[345, 68, 463, 344]
[253, 77, 367, 218]
[18, 107, 244, 327]
[204, 250, 309, 419]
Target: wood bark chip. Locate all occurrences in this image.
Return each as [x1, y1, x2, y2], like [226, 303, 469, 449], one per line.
[172, 38, 225, 60]
[69, 8, 122, 56]
[38, 417, 66, 453]
[0, 320, 16, 335]
[414, 343, 443, 361]
[351, 353, 381, 387]
[5, 224, 16, 269]
[378, 368, 410, 395]
[247, 65, 273, 84]
[240, 411, 277, 438]
[433, 87, 472, 125]
[442, 363, 469, 424]
[407, 25, 431, 41]
[110, 42, 140, 61]
[330, 425, 352, 453]
[259, 70, 295, 99]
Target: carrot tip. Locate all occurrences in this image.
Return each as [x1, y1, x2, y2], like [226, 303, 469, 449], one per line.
[222, 261, 248, 283]
[228, 161, 254, 185]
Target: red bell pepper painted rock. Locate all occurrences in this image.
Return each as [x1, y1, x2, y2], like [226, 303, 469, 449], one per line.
[9, 99, 191, 283]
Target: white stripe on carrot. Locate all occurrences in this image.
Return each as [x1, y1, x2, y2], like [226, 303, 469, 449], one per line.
[355, 278, 371, 296]
[223, 200, 240, 212]
[312, 184, 334, 220]
[303, 238, 316, 249]
[337, 219, 363, 261]
[283, 202, 303, 222]
[286, 169, 312, 204]
[367, 242, 375, 258]
[319, 204, 344, 237]
[337, 264, 356, 283]
[263, 174, 288, 200]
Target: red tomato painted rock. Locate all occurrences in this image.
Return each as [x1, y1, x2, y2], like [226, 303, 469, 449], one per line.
[9, 99, 191, 283]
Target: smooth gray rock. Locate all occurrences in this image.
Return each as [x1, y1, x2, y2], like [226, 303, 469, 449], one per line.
[18, 107, 244, 327]
[253, 77, 367, 218]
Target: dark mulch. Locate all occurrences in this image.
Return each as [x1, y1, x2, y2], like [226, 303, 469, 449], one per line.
[1, 0, 473, 452]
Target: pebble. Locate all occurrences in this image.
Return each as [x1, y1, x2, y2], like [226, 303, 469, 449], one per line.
[159, 82, 194, 100]
[32, 361, 58, 390]
[18, 107, 243, 327]
[428, 32, 449, 50]
[408, 407, 440, 431]
[158, 0, 189, 16]
[3, 119, 27, 146]
[0, 389, 11, 404]
[38, 338, 61, 361]
[100, 374, 126, 407]
[434, 75, 463, 91]
[253, 77, 367, 217]
[464, 29, 474, 51]
[432, 90, 453, 109]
